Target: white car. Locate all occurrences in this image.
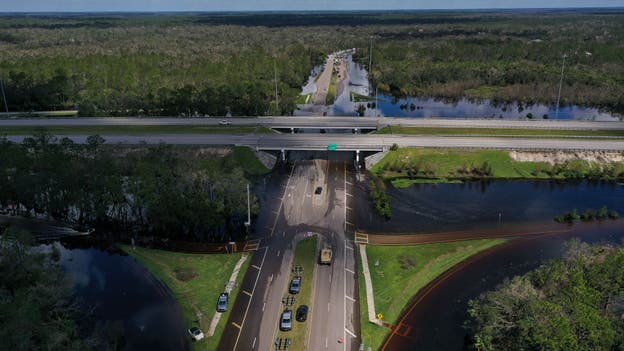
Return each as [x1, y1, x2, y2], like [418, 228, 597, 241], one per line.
[188, 327, 204, 341]
[219, 120, 231, 125]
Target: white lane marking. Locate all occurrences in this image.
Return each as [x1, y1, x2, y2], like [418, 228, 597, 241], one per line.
[252, 264, 261, 270]
[233, 246, 268, 351]
[277, 250, 280, 257]
[345, 295, 355, 302]
[346, 192, 353, 197]
[346, 181, 353, 185]
[343, 237, 347, 351]
[346, 246, 354, 251]
[345, 328, 357, 338]
[328, 302, 331, 312]
[252, 337, 257, 349]
[345, 268, 355, 274]
[262, 302, 266, 311]
[301, 177, 309, 208]
[270, 162, 296, 237]
[325, 337, 328, 348]
[282, 231, 285, 237]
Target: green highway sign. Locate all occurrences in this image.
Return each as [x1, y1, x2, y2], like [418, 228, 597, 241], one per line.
[327, 144, 337, 151]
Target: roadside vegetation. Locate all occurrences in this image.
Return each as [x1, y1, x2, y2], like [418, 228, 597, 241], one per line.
[1, 11, 622, 116]
[375, 126, 624, 138]
[372, 148, 624, 186]
[358, 239, 507, 350]
[0, 132, 268, 242]
[276, 236, 318, 350]
[466, 240, 624, 351]
[554, 205, 620, 223]
[119, 245, 249, 350]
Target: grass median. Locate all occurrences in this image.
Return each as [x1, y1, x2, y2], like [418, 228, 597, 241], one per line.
[375, 126, 624, 138]
[119, 245, 250, 350]
[276, 236, 318, 350]
[358, 239, 507, 350]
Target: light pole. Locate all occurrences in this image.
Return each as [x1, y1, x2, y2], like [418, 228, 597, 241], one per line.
[244, 183, 251, 228]
[554, 53, 567, 119]
[0, 74, 8, 113]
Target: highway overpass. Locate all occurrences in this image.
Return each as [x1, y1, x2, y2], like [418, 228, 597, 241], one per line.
[2, 116, 624, 131]
[6, 134, 624, 152]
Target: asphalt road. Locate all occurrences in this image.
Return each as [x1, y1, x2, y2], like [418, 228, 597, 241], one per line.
[2, 116, 624, 130]
[6, 134, 624, 152]
[219, 158, 359, 351]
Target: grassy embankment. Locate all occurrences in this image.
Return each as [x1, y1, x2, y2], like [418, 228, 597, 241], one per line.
[295, 93, 313, 104]
[375, 126, 624, 138]
[231, 146, 271, 176]
[119, 245, 250, 350]
[275, 236, 318, 350]
[358, 239, 507, 350]
[0, 125, 273, 135]
[372, 148, 624, 188]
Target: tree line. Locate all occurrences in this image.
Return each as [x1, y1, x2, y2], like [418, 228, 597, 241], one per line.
[467, 240, 624, 350]
[0, 132, 260, 242]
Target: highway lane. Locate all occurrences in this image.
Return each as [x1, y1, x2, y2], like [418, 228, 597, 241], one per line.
[5, 133, 624, 151]
[2, 116, 624, 130]
[219, 158, 359, 351]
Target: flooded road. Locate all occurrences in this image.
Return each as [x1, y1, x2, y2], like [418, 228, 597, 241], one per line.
[381, 220, 624, 351]
[356, 180, 624, 234]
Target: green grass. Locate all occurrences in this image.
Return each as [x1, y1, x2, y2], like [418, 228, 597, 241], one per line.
[118, 245, 250, 350]
[390, 178, 463, 188]
[375, 126, 624, 138]
[231, 146, 271, 176]
[276, 236, 318, 350]
[464, 85, 501, 99]
[0, 125, 273, 135]
[359, 239, 506, 350]
[350, 91, 375, 102]
[295, 93, 313, 104]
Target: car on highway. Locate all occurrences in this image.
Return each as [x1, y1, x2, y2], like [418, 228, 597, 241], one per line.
[315, 186, 322, 195]
[217, 292, 229, 312]
[188, 326, 204, 341]
[289, 276, 301, 294]
[296, 305, 308, 322]
[219, 120, 231, 125]
[280, 309, 293, 331]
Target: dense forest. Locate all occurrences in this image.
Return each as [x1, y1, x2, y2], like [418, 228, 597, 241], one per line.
[0, 10, 622, 116]
[466, 240, 624, 351]
[0, 132, 262, 241]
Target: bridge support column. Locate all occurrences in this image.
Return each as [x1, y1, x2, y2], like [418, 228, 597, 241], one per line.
[354, 128, 359, 134]
[290, 128, 295, 134]
[356, 150, 360, 163]
[281, 149, 286, 161]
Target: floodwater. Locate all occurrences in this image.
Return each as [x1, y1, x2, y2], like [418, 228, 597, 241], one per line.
[356, 180, 624, 234]
[295, 52, 620, 121]
[383, 220, 624, 350]
[0, 217, 190, 350]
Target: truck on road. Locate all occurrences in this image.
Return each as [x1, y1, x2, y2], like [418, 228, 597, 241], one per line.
[320, 245, 332, 265]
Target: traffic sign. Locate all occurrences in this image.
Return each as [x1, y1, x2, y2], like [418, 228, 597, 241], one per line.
[327, 143, 337, 151]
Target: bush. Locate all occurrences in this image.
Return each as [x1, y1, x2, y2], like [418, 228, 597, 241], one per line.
[390, 143, 399, 151]
[608, 210, 619, 219]
[173, 267, 198, 282]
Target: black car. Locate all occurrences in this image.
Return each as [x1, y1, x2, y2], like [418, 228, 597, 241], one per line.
[289, 276, 301, 294]
[315, 186, 322, 195]
[296, 305, 308, 322]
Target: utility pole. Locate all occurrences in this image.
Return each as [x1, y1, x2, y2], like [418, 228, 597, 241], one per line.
[555, 53, 567, 119]
[274, 60, 279, 115]
[244, 183, 251, 227]
[0, 75, 8, 113]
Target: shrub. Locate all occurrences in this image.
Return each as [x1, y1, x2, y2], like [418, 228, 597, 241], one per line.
[174, 267, 198, 282]
[608, 210, 619, 219]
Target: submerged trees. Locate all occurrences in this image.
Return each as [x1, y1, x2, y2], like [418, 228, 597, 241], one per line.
[0, 133, 261, 241]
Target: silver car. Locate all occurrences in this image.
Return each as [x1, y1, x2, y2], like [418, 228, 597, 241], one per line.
[280, 309, 293, 331]
[217, 292, 229, 312]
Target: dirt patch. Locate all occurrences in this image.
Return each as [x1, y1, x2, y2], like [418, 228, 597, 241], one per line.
[173, 266, 198, 282]
[398, 256, 416, 270]
[509, 150, 624, 165]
